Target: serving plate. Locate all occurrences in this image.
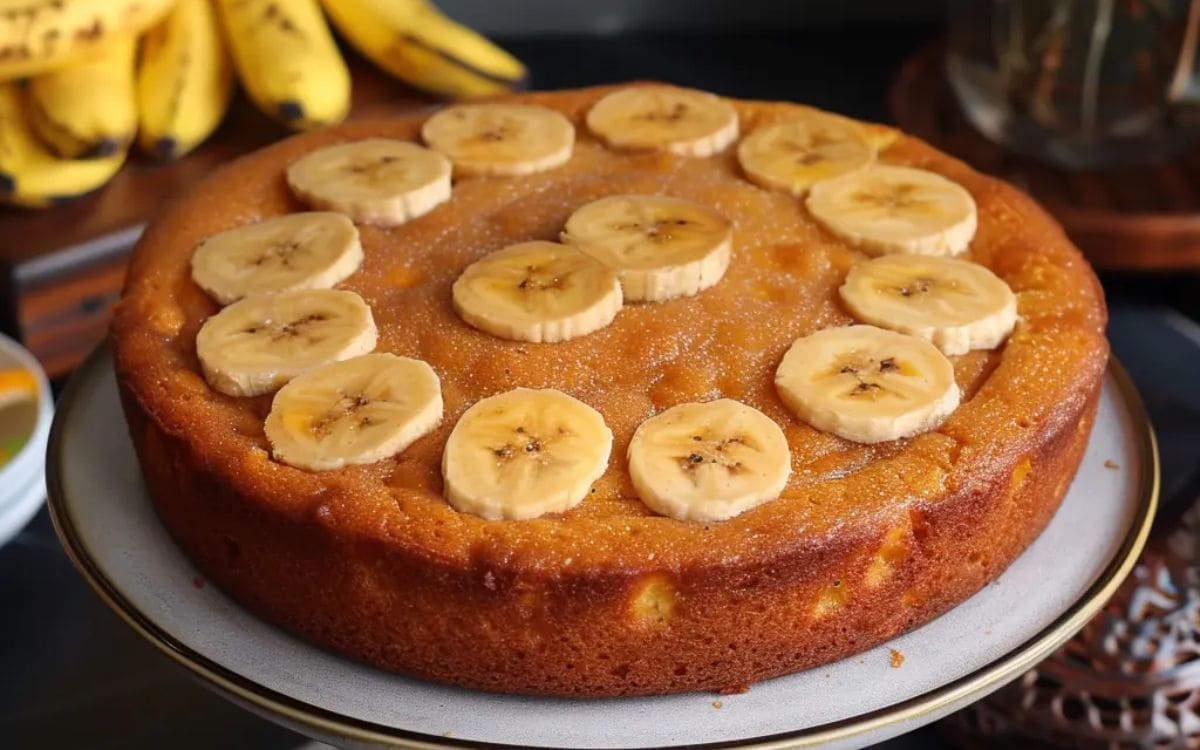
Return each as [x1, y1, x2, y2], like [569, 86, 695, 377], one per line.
[48, 346, 1158, 750]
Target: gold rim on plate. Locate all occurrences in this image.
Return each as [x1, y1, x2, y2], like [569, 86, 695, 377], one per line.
[46, 344, 1159, 750]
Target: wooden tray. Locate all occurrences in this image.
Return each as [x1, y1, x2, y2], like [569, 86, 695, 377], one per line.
[889, 43, 1200, 273]
[0, 62, 432, 379]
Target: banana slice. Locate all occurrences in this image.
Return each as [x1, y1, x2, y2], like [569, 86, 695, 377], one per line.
[264, 353, 442, 471]
[806, 165, 977, 257]
[585, 85, 738, 157]
[196, 289, 377, 397]
[560, 194, 732, 302]
[286, 138, 451, 227]
[737, 115, 874, 196]
[627, 399, 791, 523]
[442, 387, 612, 520]
[840, 255, 1017, 355]
[421, 103, 574, 177]
[452, 241, 622, 343]
[190, 212, 363, 305]
[775, 325, 960, 444]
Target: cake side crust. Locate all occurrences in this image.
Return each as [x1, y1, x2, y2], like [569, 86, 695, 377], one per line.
[120, 373, 1099, 696]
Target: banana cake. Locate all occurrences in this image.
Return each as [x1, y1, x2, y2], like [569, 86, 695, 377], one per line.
[111, 83, 1108, 696]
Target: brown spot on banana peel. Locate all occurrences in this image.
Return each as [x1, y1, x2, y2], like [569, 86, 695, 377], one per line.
[40, 27, 60, 55]
[74, 19, 103, 42]
[0, 46, 32, 63]
[260, 2, 301, 36]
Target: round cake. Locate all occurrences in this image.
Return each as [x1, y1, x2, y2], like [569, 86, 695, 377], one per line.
[111, 83, 1108, 697]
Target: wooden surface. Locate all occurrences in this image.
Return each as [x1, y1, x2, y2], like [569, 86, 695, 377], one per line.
[889, 44, 1200, 272]
[0, 62, 433, 378]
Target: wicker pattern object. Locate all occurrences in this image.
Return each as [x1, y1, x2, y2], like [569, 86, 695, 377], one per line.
[943, 498, 1200, 748]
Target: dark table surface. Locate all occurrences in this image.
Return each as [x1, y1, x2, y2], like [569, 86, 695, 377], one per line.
[3, 26, 1199, 750]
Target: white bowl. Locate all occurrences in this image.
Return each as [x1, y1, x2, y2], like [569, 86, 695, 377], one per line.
[0, 331, 52, 547]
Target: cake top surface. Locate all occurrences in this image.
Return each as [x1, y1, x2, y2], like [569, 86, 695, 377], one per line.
[113, 84, 1107, 574]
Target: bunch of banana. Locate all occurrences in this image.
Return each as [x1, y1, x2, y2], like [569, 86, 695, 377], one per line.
[0, 0, 172, 206]
[0, 0, 526, 208]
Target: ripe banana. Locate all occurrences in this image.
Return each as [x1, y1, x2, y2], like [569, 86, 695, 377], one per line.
[561, 194, 732, 302]
[738, 114, 874, 196]
[286, 138, 451, 226]
[265, 353, 443, 471]
[627, 399, 791, 523]
[586, 86, 739, 157]
[0, 83, 125, 208]
[0, 0, 174, 80]
[442, 387, 613, 520]
[452, 241, 623, 343]
[421, 103, 574, 176]
[195, 288, 377, 397]
[26, 35, 137, 159]
[806, 165, 978, 257]
[319, 0, 526, 99]
[775, 325, 960, 444]
[137, 0, 234, 160]
[839, 254, 1017, 355]
[214, 0, 350, 130]
[190, 212, 364, 305]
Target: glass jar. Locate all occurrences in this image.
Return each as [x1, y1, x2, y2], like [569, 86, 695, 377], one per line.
[945, 0, 1200, 168]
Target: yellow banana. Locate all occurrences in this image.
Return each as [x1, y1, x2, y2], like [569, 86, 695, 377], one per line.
[319, 0, 527, 99]
[137, 0, 233, 160]
[214, 0, 350, 130]
[0, 0, 174, 80]
[0, 83, 125, 208]
[26, 35, 137, 158]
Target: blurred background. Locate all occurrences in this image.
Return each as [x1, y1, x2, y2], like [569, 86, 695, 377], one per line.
[0, 1, 1197, 748]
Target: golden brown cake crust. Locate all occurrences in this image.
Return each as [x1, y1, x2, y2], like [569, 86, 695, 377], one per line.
[111, 84, 1108, 696]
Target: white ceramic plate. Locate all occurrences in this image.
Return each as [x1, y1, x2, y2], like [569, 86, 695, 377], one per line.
[48, 348, 1157, 750]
